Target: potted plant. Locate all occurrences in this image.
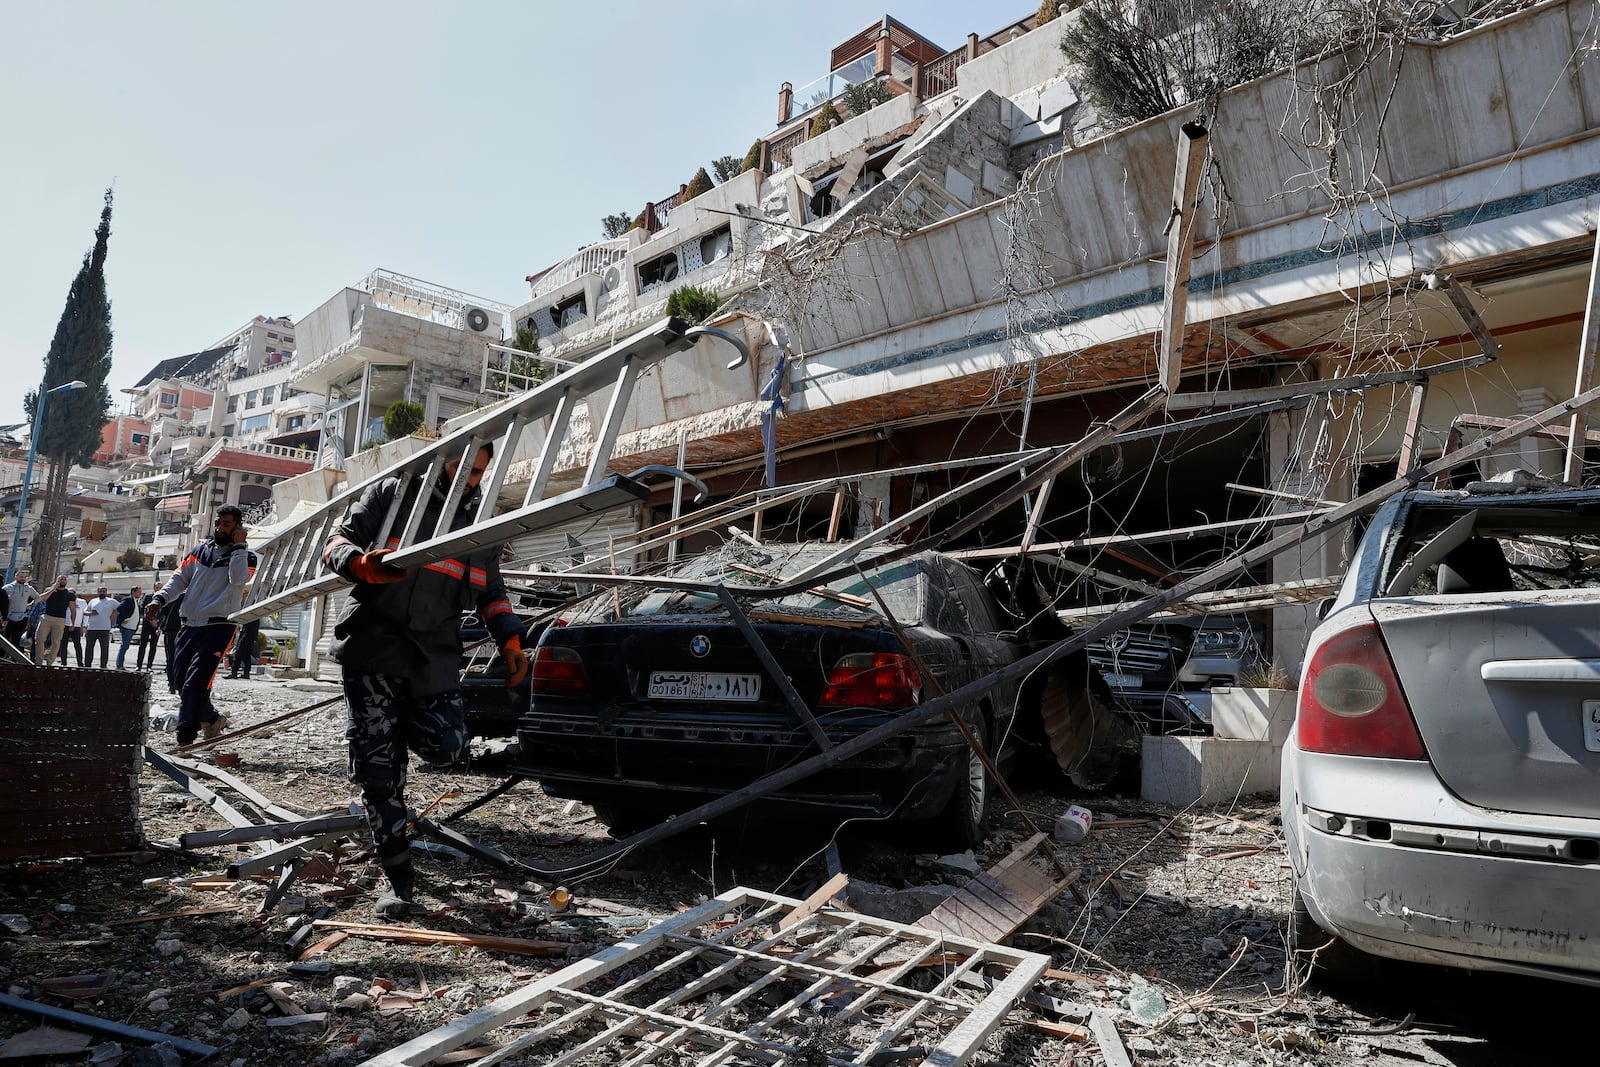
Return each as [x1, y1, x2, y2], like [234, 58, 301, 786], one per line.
[1210, 663, 1296, 743]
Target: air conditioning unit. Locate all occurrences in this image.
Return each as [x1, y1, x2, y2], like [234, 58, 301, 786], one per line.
[460, 306, 502, 336]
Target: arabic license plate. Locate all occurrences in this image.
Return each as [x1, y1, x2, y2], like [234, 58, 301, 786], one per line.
[1584, 700, 1600, 753]
[1103, 672, 1143, 689]
[647, 671, 762, 702]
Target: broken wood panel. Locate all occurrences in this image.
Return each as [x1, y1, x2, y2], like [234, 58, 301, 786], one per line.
[919, 832, 1078, 944]
[0, 666, 144, 861]
[357, 887, 1047, 1067]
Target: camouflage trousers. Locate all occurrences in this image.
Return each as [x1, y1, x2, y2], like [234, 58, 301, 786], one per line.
[343, 673, 469, 850]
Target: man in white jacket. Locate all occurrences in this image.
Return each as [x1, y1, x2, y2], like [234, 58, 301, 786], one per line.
[84, 584, 117, 668]
[147, 506, 257, 744]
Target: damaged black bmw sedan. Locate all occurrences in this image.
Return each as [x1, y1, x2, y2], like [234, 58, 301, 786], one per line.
[512, 543, 1023, 845]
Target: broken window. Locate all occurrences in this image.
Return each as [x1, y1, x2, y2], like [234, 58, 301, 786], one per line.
[638, 251, 681, 292]
[551, 292, 587, 329]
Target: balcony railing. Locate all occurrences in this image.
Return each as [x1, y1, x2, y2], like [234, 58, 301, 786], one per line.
[528, 240, 627, 302]
[768, 126, 808, 170]
[922, 47, 965, 96]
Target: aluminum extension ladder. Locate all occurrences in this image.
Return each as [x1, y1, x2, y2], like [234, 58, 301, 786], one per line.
[231, 316, 747, 624]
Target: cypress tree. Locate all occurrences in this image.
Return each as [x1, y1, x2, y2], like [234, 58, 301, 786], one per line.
[25, 188, 114, 579]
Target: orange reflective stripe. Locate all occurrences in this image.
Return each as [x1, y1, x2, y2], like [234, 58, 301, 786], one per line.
[469, 567, 488, 588]
[425, 560, 466, 579]
[483, 599, 513, 619]
[385, 537, 401, 548]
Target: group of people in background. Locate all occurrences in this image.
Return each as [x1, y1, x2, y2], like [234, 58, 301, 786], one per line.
[0, 568, 255, 679]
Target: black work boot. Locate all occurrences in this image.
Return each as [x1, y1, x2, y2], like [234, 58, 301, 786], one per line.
[374, 841, 415, 920]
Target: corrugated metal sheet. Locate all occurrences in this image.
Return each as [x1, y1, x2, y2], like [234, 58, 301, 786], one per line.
[0, 666, 146, 859]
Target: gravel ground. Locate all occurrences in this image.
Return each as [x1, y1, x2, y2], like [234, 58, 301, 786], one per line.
[0, 673, 1584, 1065]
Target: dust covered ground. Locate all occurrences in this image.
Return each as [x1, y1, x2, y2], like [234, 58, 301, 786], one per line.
[0, 673, 1586, 1065]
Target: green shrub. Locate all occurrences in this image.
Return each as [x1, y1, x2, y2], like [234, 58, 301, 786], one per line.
[665, 285, 720, 325]
[739, 139, 763, 174]
[809, 104, 841, 138]
[383, 399, 425, 440]
[683, 167, 714, 202]
[838, 78, 892, 117]
[601, 212, 632, 239]
[710, 155, 741, 183]
[116, 547, 149, 572]
[1037, 0, 1062, 25]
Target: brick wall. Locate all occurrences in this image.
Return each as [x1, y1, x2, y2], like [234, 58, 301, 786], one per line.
[0, 666, 147, 859]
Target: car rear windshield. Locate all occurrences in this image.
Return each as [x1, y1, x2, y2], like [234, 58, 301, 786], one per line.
[567, 543, 924, 623]
[1384, 501, 1600, 596]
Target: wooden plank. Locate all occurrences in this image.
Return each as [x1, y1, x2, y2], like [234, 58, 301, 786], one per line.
[1396, 382, 1429, 473]
[1090, 1010, 1134, 1067]
[1019, 1017, 1091, 1041]
[778, 873, 849, 931]
[104, 906, 241, 927]
[311, 921, 572, 957]
[298, 930, 348, 961]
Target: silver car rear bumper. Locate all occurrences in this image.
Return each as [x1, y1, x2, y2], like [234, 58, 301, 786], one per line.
[1283, 743, 1600, 981]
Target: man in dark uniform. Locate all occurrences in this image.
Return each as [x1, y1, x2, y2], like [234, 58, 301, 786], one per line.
[135, 588, 161, 671]
[322, 444, 527, 917]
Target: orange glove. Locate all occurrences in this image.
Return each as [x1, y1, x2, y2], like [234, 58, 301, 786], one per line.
[350, 549, 407, 584]
[501, 634, 529, 688]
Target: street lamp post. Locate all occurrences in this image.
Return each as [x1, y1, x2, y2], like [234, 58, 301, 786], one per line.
[6, 380, 88, 583]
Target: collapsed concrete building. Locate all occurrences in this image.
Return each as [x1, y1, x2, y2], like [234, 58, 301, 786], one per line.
[494, 2, 1597, 656]
[268, 2, 1599, 783]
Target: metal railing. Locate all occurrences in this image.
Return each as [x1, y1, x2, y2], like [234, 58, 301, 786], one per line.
[528, 241, 628, 302]
[767, 125, 808, 170]
[922, 47, 965, 96]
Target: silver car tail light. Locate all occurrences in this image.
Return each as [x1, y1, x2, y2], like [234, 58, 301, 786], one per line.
[1300, 621, 1427, 759]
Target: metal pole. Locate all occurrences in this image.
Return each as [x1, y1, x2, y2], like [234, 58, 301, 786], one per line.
[1158, 121, 1210, 395]
[668, 429, 687, 564]
[5, 391, 48, 583]
[1563, 228, 1600, 484]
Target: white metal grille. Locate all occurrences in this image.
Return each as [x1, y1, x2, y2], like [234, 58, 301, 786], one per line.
[359, 886, 1048, 1067]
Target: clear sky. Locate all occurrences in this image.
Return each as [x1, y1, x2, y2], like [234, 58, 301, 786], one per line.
[0, 0, 1007, 432]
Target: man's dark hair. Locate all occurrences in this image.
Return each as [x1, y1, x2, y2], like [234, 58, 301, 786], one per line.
[480, 441, 494, 459]
[217, 505, 244, 522]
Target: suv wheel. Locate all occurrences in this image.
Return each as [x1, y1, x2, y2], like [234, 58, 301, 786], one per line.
[931, 712, 990, 849]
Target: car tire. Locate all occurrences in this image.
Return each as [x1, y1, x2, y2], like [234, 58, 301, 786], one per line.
[931, 712, 990, 850]
[1289, 886, 1385, 988]
[590, 803, 662, 839]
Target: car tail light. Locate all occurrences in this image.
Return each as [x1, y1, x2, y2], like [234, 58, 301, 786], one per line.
[1299, 622, 1426, 759]
[819, 652, 922, 708]
[531, 646, 590, 696]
